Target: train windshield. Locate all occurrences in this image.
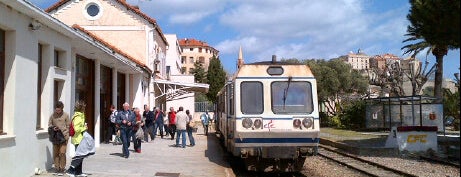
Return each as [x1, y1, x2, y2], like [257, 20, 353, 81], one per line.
[271, 81, 313, 114]
[240, 81, 264, 114]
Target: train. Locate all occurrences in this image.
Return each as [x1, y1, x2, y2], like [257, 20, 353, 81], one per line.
[215, 56, 320, 172]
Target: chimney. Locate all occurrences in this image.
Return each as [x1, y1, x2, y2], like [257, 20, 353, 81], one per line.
[132, 5, 139, 10]
[272, 55, 277, 63]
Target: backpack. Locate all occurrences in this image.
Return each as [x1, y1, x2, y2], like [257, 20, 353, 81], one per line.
[110, 111, 117, 123]
[69, 120, 75, 137]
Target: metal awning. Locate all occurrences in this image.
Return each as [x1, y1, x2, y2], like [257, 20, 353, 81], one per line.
[153, 79, 209, 101]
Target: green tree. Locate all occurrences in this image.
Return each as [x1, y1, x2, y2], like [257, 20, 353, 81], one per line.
[206, 56, 226, 103]
[304, 58, 368, 116]
[190, 61, 206, 83]
[402, 0, 460, 102]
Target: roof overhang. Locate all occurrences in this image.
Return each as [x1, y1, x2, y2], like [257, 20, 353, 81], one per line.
[153, 79, 209, 101]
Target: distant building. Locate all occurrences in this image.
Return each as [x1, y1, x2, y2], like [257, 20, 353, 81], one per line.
[178, 38, 219, 75]
[343, 49, 371, 71]
[370, 53, 401, 70]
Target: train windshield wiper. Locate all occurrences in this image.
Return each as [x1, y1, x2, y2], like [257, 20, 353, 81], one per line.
[282, 77, 292, 110]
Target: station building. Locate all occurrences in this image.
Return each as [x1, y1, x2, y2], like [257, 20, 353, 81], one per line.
[0, 0, 207, 176]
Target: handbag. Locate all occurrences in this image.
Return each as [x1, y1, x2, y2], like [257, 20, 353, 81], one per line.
[188, 121, 196, 128]
[135, 125, 144, 139]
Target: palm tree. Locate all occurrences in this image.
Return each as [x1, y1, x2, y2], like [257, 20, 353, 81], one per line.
[401, 0, 460, 103]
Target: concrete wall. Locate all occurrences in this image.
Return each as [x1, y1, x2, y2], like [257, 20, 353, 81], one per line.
[0, 3, 73, 176]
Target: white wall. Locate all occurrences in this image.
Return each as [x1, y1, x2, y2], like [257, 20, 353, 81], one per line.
[165, 34, 182, 76]
[0, 3, 73, 176]
[166, 75, 195, 116]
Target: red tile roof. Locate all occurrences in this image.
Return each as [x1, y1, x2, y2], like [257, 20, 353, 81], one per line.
[72, 24, 152, 73]
[178, 38, 210, 47]
[178, 38, 219, 52]
[45, 0, 168, 46]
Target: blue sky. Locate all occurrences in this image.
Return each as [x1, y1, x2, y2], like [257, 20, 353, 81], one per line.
[30, 0, 460, 80]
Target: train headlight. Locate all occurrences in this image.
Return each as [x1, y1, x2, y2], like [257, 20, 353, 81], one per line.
[242, 118, 253, 129]
[302, 117, 313, 129]
[254, 119, 263, 129]
[293, 119, 301, 128]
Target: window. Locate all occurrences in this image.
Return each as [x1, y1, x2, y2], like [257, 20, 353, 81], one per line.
[229, 84, 234, 115]
[54, 50, 61, 68]
[240, 82, 263, 114]
[189, 48, 193, 51]
[86, 4, 100, 17]
[181, 67, 186, 74]
[198, 48, 202, 53]
[37, 44, 43, 130]
[189, 57, 194, 64]
[199, 57, 205, 64]
[84, 2, 103, 20]
[0, 29, 5, 134]
[271, 81, 313, 114]
[181, 56, 186, 64]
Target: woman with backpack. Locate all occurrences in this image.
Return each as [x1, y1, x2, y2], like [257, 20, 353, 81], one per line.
[66, 100, 88, 177]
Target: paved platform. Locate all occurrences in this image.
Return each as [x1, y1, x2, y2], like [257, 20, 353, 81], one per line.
[38, 125, 235, 177]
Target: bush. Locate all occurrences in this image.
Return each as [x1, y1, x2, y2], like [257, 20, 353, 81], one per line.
[339, 100, 366, 129]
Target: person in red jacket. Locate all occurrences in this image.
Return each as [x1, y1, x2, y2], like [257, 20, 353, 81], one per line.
[168, 107, 176, 140]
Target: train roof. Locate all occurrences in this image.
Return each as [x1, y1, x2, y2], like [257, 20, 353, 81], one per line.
[234, 63, 314, 78]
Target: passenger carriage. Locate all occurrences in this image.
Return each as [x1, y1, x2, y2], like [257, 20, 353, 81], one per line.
[215, 56, 320, 172]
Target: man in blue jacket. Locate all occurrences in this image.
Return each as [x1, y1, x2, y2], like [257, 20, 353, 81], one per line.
[116, 102, 135, 158]
[153, 107, 164, 139]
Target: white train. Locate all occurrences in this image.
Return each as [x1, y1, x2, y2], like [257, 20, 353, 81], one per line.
[215, 56, 320, 172]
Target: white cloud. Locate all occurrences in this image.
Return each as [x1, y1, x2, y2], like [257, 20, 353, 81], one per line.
[132, 0, 225, 24]
[215, 0, 414, 63]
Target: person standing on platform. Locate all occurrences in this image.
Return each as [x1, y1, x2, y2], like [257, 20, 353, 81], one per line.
[168, 107, 177, 140]
[66, 100, 88, 176]
[143, 105, 155, 142]
[185, 110, 195, 147]
[48, 101, 70, 175]
[154, 107, 164, 139]
[175, 106, 188, 148]
[116, 102, 135, 158]
[201, 111, 210, 136]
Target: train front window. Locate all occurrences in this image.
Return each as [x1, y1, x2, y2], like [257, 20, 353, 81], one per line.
[271, 81, 313, 114]
[240, 81, 263, 114]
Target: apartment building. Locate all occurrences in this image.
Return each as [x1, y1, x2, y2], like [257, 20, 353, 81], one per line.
[344, 49, 371, 70]
[178, 38, 219, 74]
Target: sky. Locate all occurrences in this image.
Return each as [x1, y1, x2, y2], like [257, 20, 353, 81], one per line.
[29, 0, 460, 80]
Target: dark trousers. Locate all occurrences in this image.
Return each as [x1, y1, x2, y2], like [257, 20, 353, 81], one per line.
[203, 124, 209, 136]
[120, 127, 132, 157]
[169, 125, 176, 140]
[132, 133, 141, 152]
[106, 122, 115, 143]
[153, 122, 164, 139]
[68, 144, 83, 175]
[164, 124, 170, 136]
[144, 124, 155, 141]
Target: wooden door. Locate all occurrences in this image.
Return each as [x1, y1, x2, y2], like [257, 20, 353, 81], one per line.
[75, 55, 95, 136]
[100, 65, 112, 143]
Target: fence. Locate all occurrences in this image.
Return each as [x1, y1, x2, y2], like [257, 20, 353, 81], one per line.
[195, 101, 215, 112]
[365, 96, 444, 131]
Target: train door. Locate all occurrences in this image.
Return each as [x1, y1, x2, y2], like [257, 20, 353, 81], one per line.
[226, 83, 235, 152]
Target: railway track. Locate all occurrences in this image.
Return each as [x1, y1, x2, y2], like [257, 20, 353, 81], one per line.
[318, 145, 418, 177]
[419, 155, 460, 168]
